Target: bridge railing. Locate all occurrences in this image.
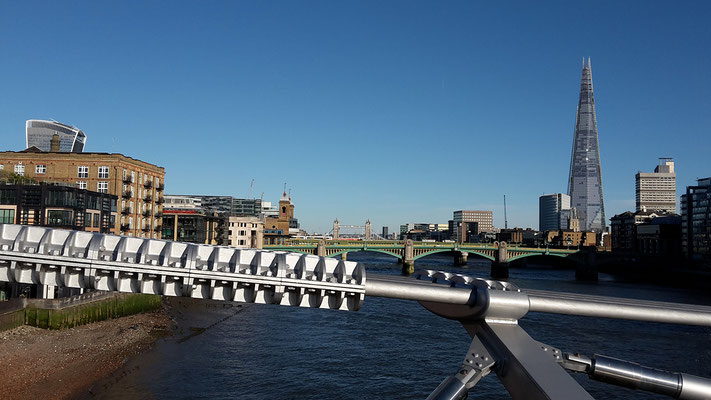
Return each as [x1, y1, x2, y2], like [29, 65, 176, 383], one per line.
[0, 224, 709, 400]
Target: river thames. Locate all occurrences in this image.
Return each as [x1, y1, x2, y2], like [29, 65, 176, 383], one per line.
[89, 252, 711, 399]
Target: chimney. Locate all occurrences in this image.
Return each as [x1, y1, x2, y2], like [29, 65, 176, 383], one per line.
[50, 133, 61, 152]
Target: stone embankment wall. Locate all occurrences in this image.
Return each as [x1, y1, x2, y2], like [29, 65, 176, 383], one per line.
[0, 292, 161, 331]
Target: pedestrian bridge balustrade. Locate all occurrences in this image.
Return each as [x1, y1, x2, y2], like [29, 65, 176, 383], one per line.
[1, 224, 710, 400]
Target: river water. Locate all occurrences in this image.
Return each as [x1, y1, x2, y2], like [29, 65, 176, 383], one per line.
[90, 253, 711, 399]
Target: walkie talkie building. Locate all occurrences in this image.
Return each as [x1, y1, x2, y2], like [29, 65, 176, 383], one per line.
[26, 119, 86, 152]
[568, 59, 605, 232]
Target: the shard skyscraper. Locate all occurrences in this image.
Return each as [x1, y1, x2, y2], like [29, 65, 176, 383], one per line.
[568, 58, 605, 232]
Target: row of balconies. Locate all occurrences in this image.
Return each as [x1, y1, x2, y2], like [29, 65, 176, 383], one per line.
[121, 207, 163, 218]
[122, 175, 164, 191]
[120, 224, 162, 233]
[121, 190, 164, 204]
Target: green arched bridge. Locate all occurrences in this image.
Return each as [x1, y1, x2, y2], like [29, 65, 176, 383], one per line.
[263, 240, 585, 277]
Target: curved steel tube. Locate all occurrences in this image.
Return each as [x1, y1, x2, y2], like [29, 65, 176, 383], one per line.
[365, 275, 711, 327]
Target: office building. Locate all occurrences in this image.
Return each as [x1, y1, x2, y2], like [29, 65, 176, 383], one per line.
[681, 177, 711, 261]
[450, 210, 492, 243]
[163, 195, 202, 210]
[174, 195, 270, 218]
[568, 59, 606, 232]
[0, 183, 118, 234]
[635, 158, 676, 213]
[26, 120, 86, 153]
[260, 201, 278, 218]
[453, 211, 493, 232]
[539, 193, 571, 231]
[162, 208, 226, 245]
[0, 149, 165, 238]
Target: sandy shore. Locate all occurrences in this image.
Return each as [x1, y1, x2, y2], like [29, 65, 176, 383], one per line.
[0, 307, 172, 400]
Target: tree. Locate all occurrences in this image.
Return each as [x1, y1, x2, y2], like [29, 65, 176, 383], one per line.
[0, 170, 38, 185]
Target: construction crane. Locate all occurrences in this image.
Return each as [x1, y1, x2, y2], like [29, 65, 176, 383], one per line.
[504, 195, 508, 230]
[247, 179, 254, 199]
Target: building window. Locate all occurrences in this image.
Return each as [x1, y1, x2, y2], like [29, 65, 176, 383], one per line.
[93, 213, 100, 228]
[97, 182, 108, 193]
[98, 166, 109, 179]
[0, 209, 15, 224]
[35, 164, 47, 174]
[84, 213, 93, 227]
[77, 181, 87, 190]
[14, 164, 25, 176]
[78, 166, 89, 178]
[48, 210, 73, 226]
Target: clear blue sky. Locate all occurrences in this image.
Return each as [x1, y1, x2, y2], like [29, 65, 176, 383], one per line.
[1, 1, 710, 233]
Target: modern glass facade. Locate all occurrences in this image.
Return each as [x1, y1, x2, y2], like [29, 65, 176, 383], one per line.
[0, 184, 117, 233]
[681, 178, 711, 260]
[539, 193, 571, 231]
[186, 195, 263, 217]
[568, 59, 606, 232]
[26, 120, 86, 152]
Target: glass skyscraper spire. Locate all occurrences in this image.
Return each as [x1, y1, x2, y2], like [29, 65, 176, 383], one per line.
[568, 58, 605, 232]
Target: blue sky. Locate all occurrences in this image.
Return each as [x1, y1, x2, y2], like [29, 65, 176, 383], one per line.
[1, 1, 709, 233]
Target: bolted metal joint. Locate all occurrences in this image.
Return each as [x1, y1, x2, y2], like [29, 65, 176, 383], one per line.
[414, 269, 529, 323]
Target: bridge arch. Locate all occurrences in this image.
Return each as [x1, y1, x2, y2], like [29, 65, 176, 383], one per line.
[412, 248, 495, 262]
[507, 252, 571, 263]
[280, 248, 316, 256]
[325, 248, 403, 260]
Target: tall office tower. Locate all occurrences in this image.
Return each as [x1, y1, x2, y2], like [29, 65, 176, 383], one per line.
[635, 158, 677, 213]
[568, 58, 605, 232]
[539, 193, 571, 231]
[681, 177, 711, 260]
[26, 120, 87, 152]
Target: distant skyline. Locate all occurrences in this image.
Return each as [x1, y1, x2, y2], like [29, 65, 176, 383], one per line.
[1, 1, 710, 233]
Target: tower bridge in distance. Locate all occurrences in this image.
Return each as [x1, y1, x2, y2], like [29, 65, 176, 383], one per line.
[330, 219, 387, 241]
[263, 240, 593, 279]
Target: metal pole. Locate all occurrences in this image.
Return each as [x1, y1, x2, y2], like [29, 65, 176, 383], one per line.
[526, 289, 711, 327]
[365, 275, 473, 305]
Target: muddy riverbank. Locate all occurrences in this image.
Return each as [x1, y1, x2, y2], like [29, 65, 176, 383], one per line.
[0, 307, 172, 400]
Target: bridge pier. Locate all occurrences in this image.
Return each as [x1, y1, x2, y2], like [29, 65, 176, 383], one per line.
[403, 239, 415, 275]
[491, 242, 509, 279]
[38, 284, 56, 299]
[454, 251, 468, 266]
[341, 252, 348, 261]
[317, 240, 326, 257]
[575, 249, 598, 281]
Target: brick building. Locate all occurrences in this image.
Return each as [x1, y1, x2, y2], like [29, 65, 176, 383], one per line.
[263, 191, 297, 245]
[0, 149, 165, 238]
[610, 210, 672, 252]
